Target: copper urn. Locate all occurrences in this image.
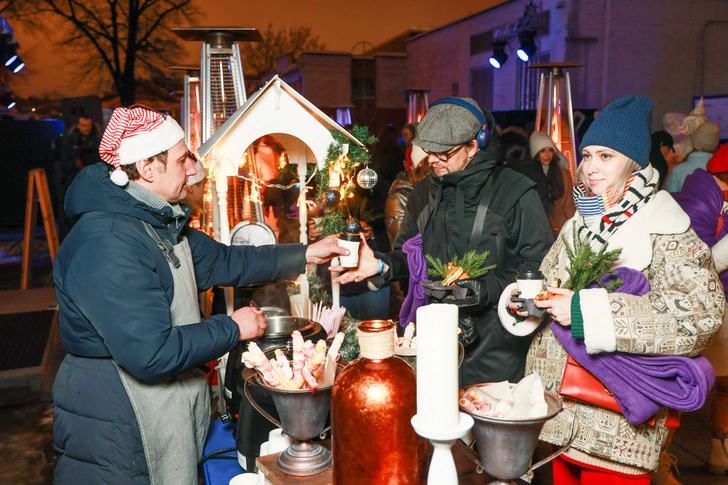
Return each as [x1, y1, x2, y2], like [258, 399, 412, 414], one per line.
[330, 320, 426, 484]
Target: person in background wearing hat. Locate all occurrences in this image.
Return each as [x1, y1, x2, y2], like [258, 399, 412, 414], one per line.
[530, 131, 576, 238]
[666, 121, 721, 193]
[335, 97, 554, 387]
[500, 95, 723, 483]
[51, 105, 349, 485]
[384, 144, 429, 246]
[179, 158, 207, 218]
[650, 130, 678, 190]
[500, 129, 551, 215]
[673, 143, 728, 476]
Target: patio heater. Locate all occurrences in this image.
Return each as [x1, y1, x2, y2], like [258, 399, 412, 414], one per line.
[173, 27, 269, 318]
[403, 88, 432, 124]
[170, 65, 211, 232]
[172, 27, 263, 245]
[170, 66, 203, 153]
[531, 62, 582, 182]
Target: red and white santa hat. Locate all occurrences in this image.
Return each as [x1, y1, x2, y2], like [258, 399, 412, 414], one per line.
[99, 105, 185, 186]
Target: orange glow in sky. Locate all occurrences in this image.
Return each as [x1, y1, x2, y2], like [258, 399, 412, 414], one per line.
[8, 0, 502, 98]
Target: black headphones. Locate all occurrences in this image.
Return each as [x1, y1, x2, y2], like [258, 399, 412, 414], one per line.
[430, 97, 491, 149]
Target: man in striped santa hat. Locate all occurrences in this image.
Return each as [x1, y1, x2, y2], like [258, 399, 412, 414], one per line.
[52, 104, 349, 485]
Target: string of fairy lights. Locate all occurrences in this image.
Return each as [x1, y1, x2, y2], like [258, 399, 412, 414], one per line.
[202, 127, 378, 236]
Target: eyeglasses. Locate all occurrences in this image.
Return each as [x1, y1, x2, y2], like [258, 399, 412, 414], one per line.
[423, 144, 466, 162]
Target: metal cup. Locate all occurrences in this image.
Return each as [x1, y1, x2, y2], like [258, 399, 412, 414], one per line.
[461, 382, 579, 484]
[244, 362, 343, 477]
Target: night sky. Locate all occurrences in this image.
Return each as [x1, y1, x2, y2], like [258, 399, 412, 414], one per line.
[9, 0, 501, 98]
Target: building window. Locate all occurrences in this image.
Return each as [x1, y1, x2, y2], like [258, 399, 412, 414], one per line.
[352, 57, 376, 99]
[517, 50, 550, 110]
[470, 30, 494, 56]
[451, 83, 459, 96]
[541, 10, 550, 35]
[352, 78, 375, 99]
[470, 66, 493, 109]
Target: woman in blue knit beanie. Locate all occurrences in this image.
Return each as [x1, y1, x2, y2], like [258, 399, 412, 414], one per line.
[498, 95, 724, 483]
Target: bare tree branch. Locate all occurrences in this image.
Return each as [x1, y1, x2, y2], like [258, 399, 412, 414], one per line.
[240, 23, 326, 81]
[15, 0, 198, 105]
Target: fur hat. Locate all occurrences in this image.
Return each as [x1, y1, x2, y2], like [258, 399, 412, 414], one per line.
[706, 143, 728, 174]
[580, 95, 654, 168]
[691, 121, 721, 153]
[529, 131, 569, 170]
[410, 145, 427, 169]
[99, 105, 185, 186]
[679, 97, 707, 135]
[186, 159, 207, 186]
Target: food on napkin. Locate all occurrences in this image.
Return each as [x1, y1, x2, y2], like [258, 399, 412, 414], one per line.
[459, 374, 548, 419]
[394, 322, 417, 349]
[242, 330, 343, 392]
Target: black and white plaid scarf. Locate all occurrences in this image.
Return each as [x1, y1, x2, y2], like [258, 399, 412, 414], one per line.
[572, 165, 659, 251]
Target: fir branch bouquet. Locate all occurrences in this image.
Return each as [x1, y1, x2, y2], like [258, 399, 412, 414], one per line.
[425, 249, 497, 283]
[561, 230, 623, 292]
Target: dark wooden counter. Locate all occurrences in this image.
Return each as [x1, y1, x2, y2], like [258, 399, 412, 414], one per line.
[256, 439, 513, 485]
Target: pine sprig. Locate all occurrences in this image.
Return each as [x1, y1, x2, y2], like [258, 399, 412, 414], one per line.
[458, 250, 497, 278]
[425, 254, 450, 279]
[562, 230, 623, 292]
[426, 250, 497, 280]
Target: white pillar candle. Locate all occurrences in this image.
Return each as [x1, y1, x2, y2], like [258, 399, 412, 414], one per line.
[331, 257, 341, 309]
[415, 303, 459, 433]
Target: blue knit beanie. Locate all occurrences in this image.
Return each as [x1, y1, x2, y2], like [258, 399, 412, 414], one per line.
[580, 95, 654, 168]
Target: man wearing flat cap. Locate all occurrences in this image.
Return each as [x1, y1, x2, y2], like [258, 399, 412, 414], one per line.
[52, 105, 349, 484]
[336, 97, 553, 386]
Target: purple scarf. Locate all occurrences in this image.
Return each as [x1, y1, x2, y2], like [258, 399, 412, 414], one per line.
[551, 266, 716, 425]
[399, 234, 428, 327]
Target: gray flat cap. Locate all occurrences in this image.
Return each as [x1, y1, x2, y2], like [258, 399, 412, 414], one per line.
[413, 97, 483, 153]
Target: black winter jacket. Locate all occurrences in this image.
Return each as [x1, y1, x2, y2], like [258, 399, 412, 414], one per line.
[373, 146, 553, 386]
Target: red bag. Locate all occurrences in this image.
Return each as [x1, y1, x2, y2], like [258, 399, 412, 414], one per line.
[559, 355, 681, 427]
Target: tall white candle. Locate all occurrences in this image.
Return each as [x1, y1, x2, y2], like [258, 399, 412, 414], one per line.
[416, 303, 459, 433]
[331, 257, 341, 309]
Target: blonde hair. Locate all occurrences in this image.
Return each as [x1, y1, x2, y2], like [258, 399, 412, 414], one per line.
[576, 156, 641, 202]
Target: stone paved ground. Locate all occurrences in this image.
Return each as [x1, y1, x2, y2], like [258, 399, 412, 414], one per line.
[0, 402, 55, 485]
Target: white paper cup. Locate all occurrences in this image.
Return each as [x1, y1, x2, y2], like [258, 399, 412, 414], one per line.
[229, 473, 259, 485]
[268, 428, 295, 454]
[337, 234, 361, 267]
[516, 270, 545, 299]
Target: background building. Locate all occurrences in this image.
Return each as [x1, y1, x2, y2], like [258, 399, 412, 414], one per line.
[263, 31, 424, 134]
[407, 0, 728, 125]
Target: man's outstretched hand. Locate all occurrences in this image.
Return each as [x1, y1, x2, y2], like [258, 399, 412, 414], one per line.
[305, 234, 351, 264]
[332, 235, 380, 284]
